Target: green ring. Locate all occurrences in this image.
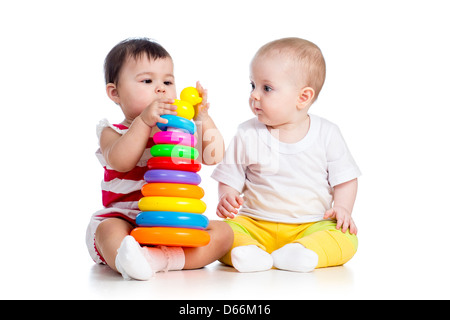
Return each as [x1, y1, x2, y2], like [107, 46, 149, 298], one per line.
[151, 144, 199, 159]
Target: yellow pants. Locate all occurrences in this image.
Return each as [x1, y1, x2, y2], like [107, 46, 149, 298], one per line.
[220, 216, 358, 269]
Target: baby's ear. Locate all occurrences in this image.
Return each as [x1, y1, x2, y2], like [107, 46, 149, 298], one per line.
[297, 87, 315, 109]
[106, 83, 120, 105]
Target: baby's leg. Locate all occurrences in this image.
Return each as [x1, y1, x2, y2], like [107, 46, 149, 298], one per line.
[272, 221, 358, 272]
[271, 243, 318, 272]
[95, 218, 133, 271]
[96, 218, 185, 280]
[231, 245, 273, 272]
[182, 220, 234, 269]
[115, 235, 184, 280]
[219, 218, 273, 272]
[113, 220, 233, 279]
[295, 229, 357, 268]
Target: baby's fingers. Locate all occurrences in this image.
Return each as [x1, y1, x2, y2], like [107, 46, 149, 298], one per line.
[161, 103, 177, 115]
[216, 204, 235, 219]
[222, 198, 239, 214]
[339, 219, 349, 234]
[159, 98, 175, 105]
[227, 195, 243, 209]
[156, 116, 169, 124]
[336, 216, 351, 234]
[323, 208, 336, 220]
[155, 105, 177, 124]
[349, 219, 358, 235]
[196, 81, 206, 97]
[216, 208, 227, 219]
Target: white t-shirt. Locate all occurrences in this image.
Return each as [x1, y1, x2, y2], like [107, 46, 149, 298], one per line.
[211, 114, 361, 223]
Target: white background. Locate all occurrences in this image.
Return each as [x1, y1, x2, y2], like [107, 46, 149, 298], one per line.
[1, 0, 449, 299]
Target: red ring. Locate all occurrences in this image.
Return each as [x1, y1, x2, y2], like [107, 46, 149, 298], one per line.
[147, 157, 201, 172]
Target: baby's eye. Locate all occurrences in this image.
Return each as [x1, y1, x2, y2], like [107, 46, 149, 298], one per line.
[250, 82, 255, 91]
[164, 81, 173, 86]
[264, 85, 272, 92]
[142, 79, 152, 84]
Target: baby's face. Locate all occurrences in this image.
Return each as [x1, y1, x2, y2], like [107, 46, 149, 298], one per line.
[115, 55, 177, 120]
[249, 54, 304, 127]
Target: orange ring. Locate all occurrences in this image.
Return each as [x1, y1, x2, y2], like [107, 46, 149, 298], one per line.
[131, 227, 210, 247]
[141, 183, 204, 199]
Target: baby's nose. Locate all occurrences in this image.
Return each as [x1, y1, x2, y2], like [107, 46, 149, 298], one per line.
[156, 85, 166, 93]
[250, 91, 260, 101]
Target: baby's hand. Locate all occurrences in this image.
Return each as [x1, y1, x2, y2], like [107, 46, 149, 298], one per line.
[139, 98, 177, 127]
[194, 81, 210, 121]
[216, 193, 244, 219]
[323, 206, 358, 235]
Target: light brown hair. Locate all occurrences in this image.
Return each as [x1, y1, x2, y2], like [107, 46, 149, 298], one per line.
[254, 37, 326, 102]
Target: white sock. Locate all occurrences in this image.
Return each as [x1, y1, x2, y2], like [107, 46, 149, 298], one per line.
[115, 236, 153, 280]
[158, 245, 185, 272]
[231, 245, 273, 272]
[115, 236, 185, 280]
[271, 243, 318, 273]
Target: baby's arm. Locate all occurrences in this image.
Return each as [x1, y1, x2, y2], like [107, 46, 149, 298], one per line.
[194, 82, 225, 165]
[323, 178, 358, 235]
[100, 99, 176, 172]
[216, 182, 243, 219]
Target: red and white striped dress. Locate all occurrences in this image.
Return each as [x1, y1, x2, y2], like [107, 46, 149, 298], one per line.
[86, 119, 154, 264]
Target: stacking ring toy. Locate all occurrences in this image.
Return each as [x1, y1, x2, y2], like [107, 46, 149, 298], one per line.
[157, 115, 196, 135]
[173, 100, 195, 120]
[131, 227, 210, 247]
[136, 211, 209, 229]
[151, 144, 199, 159]
[153, 131, 197, 147]
[147, 157, 201, 172]
[138, 196, 206, 213]
[144, 169, 201, 185]
[141, 183, 204, 199]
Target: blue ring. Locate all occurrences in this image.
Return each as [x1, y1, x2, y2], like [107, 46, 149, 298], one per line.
[144, 169, 201, 185]
[136, 211, 209, 229]
[157, 115, 196, 134]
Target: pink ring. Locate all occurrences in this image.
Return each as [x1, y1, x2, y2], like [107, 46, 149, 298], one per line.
[153, 131, 197, 147]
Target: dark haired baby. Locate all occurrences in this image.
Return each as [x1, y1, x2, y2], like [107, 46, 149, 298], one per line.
[85, 38, 233, 280]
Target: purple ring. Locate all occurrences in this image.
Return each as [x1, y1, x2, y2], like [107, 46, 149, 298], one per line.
[144, 169, 201, 185]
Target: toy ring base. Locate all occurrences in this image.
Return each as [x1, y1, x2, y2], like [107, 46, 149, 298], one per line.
[131, 227, 210, 247]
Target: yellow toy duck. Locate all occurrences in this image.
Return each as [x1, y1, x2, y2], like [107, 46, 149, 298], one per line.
[172, 87, 203, 120]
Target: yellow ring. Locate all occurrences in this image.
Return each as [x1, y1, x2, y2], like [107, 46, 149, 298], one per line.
[138, 196, 206, 213]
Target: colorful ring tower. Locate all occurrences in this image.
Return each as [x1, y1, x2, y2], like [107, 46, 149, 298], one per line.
[131, 87, 210, 247]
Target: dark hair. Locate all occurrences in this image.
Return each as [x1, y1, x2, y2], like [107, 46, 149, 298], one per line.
[104, 37, 171, 84]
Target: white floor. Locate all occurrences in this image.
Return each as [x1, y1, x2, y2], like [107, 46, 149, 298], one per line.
[2, 173, 450, 300]
[4, 260, 450, 300]
[2, 229, 449, 300]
